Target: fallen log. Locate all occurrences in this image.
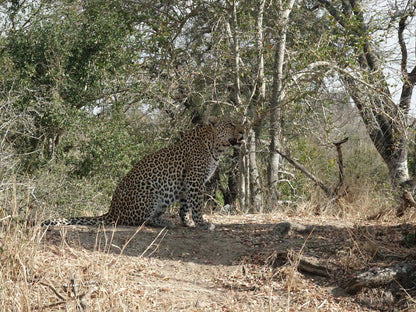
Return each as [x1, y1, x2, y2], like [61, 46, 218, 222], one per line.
[345, 263, 416, 294]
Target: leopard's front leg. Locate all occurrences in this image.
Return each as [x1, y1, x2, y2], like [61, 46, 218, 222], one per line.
[184, 177, 215, 231]
[179, 192, 194, 227]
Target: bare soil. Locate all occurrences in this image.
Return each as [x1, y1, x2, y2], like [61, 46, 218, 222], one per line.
[41, 213, 416, 311]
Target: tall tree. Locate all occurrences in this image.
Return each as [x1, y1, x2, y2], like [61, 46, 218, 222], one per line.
[314, 0, 416, 186]
[268, 0, 296, 202]
[247, 0, 266, 212]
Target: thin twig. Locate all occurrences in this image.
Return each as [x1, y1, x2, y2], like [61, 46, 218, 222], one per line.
[119, 223, 146, 257]
[39, 281, 66, 301]
[140, 227, 168, 258]
[34, 283, 98, 311]
[333, 137, 349, 194]
[71, 275, 87, 311]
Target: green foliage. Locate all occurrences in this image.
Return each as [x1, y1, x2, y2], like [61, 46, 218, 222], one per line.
[0, 0, 160, 217]
[1, 0, 141, 171]
[4, 0, 137, 104]
[0, 0, 400, 218]
[65, 113, 160, 180]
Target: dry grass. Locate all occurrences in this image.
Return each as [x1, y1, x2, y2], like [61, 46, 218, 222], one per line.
[1, 212, 414, 311]
[0, 186, 143, 312]
[285, 177, 398, 223]
[1, 178, 415, 311]
[0, 219, 148, 311]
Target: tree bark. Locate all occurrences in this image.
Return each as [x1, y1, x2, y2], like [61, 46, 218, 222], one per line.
[229, 0, 242, 108]
[238, 144, 249, 211]
[342, 75, 410, 185]
[248, 128, 261, 212]
[225, 0, 246, 210]
[246, 0, 266, 213]
[268, 0, 296, 204]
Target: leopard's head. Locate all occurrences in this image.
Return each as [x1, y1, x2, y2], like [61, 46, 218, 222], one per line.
[208, 116, 244, 150]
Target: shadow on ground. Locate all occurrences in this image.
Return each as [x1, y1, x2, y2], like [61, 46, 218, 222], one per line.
[42, 217, 416, 266]
[42, 215, 416, 311]
[43, 222, 253, 266]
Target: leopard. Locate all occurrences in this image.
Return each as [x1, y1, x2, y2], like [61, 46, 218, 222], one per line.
[41, 116, 244, 230]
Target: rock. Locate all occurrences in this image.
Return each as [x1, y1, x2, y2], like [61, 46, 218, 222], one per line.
[273, 222, 291, 237]
[273, 222, 314, 238]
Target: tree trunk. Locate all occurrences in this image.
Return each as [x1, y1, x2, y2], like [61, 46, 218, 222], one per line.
[317, 0, 416, 187]
[229, 0, 242, 108]
[256, 0, 266, 103]
[267, 0, 296, 205]
[246, 0, 266, 213]
[343, 75, 410, 186]
[238, 144, 250, 211]
[225, 0, 245, 210]
[224, 148, 240, 208]
[248, 128, 262, 212]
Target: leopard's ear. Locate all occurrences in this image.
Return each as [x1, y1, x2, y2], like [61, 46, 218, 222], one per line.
[207, 116, 218, 126]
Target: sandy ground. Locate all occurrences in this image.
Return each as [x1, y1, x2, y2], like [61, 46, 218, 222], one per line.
[40, 213, 416, 311]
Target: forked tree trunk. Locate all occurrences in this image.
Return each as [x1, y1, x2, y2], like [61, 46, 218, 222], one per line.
[344, 76, 410, 186]
[317, 0, 416, 187]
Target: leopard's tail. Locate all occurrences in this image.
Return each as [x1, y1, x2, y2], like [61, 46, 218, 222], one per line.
[41, 214, 111, 227]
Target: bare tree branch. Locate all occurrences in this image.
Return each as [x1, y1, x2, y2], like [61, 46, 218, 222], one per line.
[316, 0, 346, 27]
[275, 149, 334, 197]
[398, 15, 408, 81]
